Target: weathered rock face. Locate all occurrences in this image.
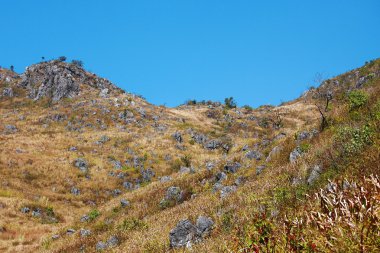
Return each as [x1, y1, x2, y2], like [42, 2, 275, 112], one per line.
[18, 60, 119, 101]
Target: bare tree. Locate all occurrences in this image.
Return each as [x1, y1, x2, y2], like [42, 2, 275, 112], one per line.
[312, 73, 332, 131]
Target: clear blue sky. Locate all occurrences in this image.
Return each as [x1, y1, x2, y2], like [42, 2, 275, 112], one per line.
[1, 1, 379, 107]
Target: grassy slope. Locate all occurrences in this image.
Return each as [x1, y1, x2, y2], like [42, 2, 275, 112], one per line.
[0, 59, 379, 252]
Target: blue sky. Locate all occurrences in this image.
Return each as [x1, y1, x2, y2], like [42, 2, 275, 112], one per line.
[1, 1, 379, 107]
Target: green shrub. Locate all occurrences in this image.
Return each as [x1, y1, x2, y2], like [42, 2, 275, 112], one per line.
[88, 209, 100, 221]
[243, 105, 253, 111]
[119, 217, 148, 231]
[299, 143, 311, 153]
[336, 125, 374, 155]
[348, 90, 368, 110]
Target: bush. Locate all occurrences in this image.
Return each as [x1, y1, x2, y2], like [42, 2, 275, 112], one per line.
[88, 209, 100, 221]
[243, 105, 253, 111]
[119, 217, 148, 231]
[186, 99, 197, 105]
[58, 56, 67, 62]
[336, 125, 374, 155]
[224, 97, 237, 109]
[348, 90, 368, 110]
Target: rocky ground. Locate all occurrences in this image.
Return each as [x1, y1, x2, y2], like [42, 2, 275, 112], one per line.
[0, 58, 379, 252]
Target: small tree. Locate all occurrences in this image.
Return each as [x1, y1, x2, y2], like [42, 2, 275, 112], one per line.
[58, 56, 67, 62]
[312, 73, 332, 131]
[224, 97, 237, 109]
[10, 65, 14, 72]
[71, 59, 83, 67]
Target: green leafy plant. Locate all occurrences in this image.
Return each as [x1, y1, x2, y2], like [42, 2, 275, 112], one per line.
[348, 90, 368, 110]
[88, 209, 100, 221]
[119, 217, 148, 231]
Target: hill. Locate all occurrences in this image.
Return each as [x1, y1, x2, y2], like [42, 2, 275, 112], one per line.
[0, 58, 379, 252]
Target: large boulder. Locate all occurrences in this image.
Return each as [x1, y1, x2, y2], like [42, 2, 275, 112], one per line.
[169, 219, 197, 248]
[169, 216, 214, 248]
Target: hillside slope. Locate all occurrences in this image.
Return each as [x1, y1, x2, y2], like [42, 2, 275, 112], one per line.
[0, 58, 379, 252]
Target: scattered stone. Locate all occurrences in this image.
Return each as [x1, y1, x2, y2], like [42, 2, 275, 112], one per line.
[256, 165, 266, 175]
[69, 146, 77, 151]
[140, 168, 155, 182]
[195, 216, 214, 238]
[32, 209, 41, 217]
[96, 135, 110, 145]
[204, 139, 221, 150]
[220, 185, 237, 199]
[99, 88, 109, 98]
[123, 181, 134, 190]
[215, 172, 227, 182]
[160, 176, 172, 183]
[51, 234, 60, 240]
[120, 199, 130, 207]
[307, 165, 322, 185]
[326, 181, 337, 192]
[4, 125, 17, 134]
[80, 228, 91, 237]
[205, 161, 215, 171]
[2, 87, 13, 97]
[192, 133, 208, 144]
[172, 132, 183, 143]
[74, 158, 88, 172]
[241, 144, 249, 151]
[112, 189, 122, 196]
[179, 166, 189, 174]
[212, 182, 223, 192]
[106, 235, 120, 247]
[266, 146, 282, 162]
[20, 207, 30, 213]
[245, 150, 263, 160]
[81, 215, 90, 222]
[224, 162, 241, 174]
[66, 228, 76, 235]
[289, 147, 302, 163]
[235, 176, 246, 186]
[71, 187, 80, 195]
[96, 241, 107, 251]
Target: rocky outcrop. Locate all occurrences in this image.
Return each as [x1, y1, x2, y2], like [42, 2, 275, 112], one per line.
[18, 60, 120, 101]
